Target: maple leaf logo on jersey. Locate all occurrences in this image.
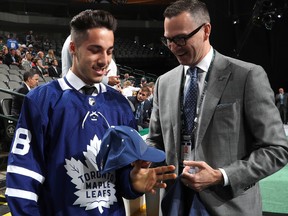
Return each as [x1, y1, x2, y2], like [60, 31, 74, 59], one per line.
[64, 135, 117, 213]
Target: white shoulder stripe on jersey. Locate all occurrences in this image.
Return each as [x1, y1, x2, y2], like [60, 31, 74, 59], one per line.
[5, 188, 38, 202]
[58, 77, 71, 90]
[7, 165, 45, 183]
[99, 82, 107, 93]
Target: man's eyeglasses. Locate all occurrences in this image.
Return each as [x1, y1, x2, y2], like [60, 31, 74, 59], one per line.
[161, 23, 206, 47]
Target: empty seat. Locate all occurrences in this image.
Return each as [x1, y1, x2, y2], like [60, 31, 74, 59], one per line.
[8, 69, 20, 75]
[8, 74, 22, 82]
[38, 76, 45, 82]
[44, 76, 54, 82]
[18, 69, 27, 75]
[9, 64, 20, 70]
[0, 74, 9, 82]
[0, 64, 9, 70]
[0, 98, 17, 142]
[0, 84, 12, 101]
[133, 69, 145, 76]
[7, 81, 21, 90]
[1, 98, 12, 116]
[0, 68, 9, 75]
[0, 81, 9, 89]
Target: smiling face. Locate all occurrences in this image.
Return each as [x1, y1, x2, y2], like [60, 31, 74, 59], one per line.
[70, 27, 114, 85]
[164, 11, 211, 67]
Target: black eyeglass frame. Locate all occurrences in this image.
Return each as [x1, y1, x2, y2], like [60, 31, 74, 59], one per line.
[161, 23, 206, 47]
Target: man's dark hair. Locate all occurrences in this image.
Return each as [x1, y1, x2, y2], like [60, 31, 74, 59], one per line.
[70, 9, 117, 46]
[164, 0, 210, 25]
[140, 86, 151, 96]
[23, 69, 37, 82]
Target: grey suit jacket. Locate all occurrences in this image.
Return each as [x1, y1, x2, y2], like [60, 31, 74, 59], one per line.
[147, 50, 288, 216]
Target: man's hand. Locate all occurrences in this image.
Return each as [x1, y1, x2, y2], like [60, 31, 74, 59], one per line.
[181, 160, 223, 192]
[130, 160, 176, 194]
[108, 75, 120, 86]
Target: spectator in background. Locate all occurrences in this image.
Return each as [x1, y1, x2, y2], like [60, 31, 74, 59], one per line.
[4, 48, 20, 67]
[48, 59, 62, 78]
[275, 87, 288, 124]
[0, 36, 5, 52]
[45, 49, 56, 66]
[122, 80, 140, 97]
[139, 76, 147, 87]
[21, 52, 34, 72]
[37, 51, 49, 69]
[146, 81, 155, 103]
[19, 44, 27, 58]
[15, 49, 23, 66]
[128, 86, 152, 129]
[6, 33, 19, 50]
[25, 30, 36, 46]
[127, 76, 136, 89]
[1, 45, 8, 63]
[33, 58, 48, 76]
[120, 72, 130, 87]
[27, 44, 36, 57]
[124, 73, 130, 81]
[11, 70, 39, 117]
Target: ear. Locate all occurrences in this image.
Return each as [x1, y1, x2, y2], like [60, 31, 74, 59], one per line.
[69, 41, 76, 55]
[203, 23, 211, 40]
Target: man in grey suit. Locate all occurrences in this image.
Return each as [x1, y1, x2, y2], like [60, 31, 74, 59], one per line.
[146, 0, 288, 215]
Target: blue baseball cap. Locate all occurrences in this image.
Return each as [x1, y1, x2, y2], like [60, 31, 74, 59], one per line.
[96, 125, 165, 174]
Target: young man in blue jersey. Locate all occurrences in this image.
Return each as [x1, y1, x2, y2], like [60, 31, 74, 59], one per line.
[5, 10, 176, 216]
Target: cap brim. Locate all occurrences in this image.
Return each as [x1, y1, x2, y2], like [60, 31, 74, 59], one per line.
[139, 147, 166, 163]
[96, 126, 166, 174]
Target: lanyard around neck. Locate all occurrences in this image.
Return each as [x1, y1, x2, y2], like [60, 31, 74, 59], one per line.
[180, 50, 215, 135]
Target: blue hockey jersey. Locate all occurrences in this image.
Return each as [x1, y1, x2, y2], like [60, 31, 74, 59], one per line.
[5, 78, 140, 215]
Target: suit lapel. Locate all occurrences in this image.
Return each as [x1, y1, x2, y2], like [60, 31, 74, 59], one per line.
[54, 67, 58, 76]
[196, 52, 231, 147]
[169, 66, 185, 152]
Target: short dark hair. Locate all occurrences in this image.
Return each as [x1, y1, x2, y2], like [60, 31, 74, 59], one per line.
[164, 0, 210, 25]
[23, 69, 37, 82]
[140, 86, 151, 96]
[70, 9, 117, 46]
[141, 77, 147, 82]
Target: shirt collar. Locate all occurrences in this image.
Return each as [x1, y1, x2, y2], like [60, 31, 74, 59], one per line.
[66, 69, 100, 92]
[184, 46, 213, 75]
[24, 82, 31, 91]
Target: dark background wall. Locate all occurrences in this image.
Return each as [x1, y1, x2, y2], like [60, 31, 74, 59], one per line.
[0, 0, 287, 93]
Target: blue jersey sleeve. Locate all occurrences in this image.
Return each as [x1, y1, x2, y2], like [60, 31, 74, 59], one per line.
[5, 93, 47, 215]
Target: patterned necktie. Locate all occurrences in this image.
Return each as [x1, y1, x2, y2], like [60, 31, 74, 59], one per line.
[183, 67, 198, 134]
[135, 102, 144, 120]
[82, 85, 97, 95]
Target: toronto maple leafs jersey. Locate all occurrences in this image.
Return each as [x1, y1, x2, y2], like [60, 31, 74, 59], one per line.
[5, 78, 140, 216]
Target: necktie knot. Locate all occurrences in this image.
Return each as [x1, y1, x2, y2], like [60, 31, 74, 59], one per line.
[82, 85, 97, 95]
[187, 67, 198, 78]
